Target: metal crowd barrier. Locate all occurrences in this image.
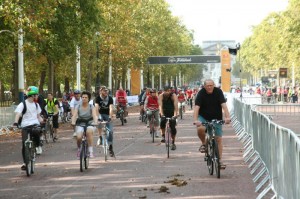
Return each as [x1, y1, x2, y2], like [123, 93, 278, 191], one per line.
[0, 106, 16, 135]
[232, 97, 300, 199]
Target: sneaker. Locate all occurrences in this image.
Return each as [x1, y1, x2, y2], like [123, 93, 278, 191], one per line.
[77, 149, 80, 159]
[36, 146, 42, 155]
[21, 164, 26, 170]
[97, 136, 103, 146]
[53, 136, 58, 141]
[171, 143, 176, 150]
[220, 161, 226, 169]
[109, 145, 115, 157]
[73, 132, 77, 137]
[124, 119, 127, 123]
[161, 137, 166, 143]
[147, 124, 149, 128]
[89, 152, 95, 158]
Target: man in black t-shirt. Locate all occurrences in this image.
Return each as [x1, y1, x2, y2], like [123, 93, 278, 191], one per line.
[95, 86, 115, 157]
[193, 79, 230, 169]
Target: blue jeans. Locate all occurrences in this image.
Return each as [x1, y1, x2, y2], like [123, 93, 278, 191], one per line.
[99, 114, 113, 144]
[198, 116, 223, 137]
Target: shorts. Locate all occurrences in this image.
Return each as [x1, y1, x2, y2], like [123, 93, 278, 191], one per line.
[75, 126, 96, 136]
[198, 115, 223, 137]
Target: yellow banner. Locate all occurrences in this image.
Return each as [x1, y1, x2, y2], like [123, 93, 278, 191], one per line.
[131, 69, 140, 95]
[221, 49, 231, 92]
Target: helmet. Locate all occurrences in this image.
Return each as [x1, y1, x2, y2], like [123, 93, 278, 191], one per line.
[74, 90, 81, 94]
[27, 86, 39, 96]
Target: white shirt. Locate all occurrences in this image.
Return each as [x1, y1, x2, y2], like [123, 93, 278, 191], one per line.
[15, 100, 41, 127]
[69, 97, 82, 108]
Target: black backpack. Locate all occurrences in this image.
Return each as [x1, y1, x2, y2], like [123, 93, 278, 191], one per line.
[18, 101, 38, 125]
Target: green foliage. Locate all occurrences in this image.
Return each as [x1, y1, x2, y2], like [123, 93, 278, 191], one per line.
[0, 0, 201, 93]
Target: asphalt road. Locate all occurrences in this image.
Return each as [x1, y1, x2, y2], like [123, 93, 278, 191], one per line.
[0, 106, 258, 199]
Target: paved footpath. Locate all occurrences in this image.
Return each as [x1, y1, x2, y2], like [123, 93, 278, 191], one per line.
[0, 107, 258, 199]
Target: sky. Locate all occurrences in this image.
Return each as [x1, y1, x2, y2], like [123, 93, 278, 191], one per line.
[166, 0, 289, 46]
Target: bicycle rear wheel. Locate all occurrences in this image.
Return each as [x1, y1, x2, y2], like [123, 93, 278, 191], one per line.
[207, 141, 214, 175]
[213, 140, 220, 178]
[80, 144, 85, 172]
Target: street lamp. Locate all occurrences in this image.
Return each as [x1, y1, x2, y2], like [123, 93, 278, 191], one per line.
[0, 29, 24, 103]
[95, 31, 101, 91]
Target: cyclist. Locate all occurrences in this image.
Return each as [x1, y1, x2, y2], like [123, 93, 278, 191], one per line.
[70, 90, 82, 137]
[144, 89, 160, 137]
[115, 86, 128, 123]
[95, 86, 115, 157]
[193, 79, 230, 169]
[185, 87, 194, 110]
[177, 90, 187, 113]
[141, 88, 151, 125]
[71, 91, 98, 158]
[45, 93, 59, 140]
[138, 87, 147, 120]
[13, 86, 44, 170]
[158, 86, 178, 150]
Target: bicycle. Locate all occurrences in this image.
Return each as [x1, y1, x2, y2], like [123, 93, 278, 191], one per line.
[76, 119, 96, 172]
[202, 120, 224, 178]
[98, 118, 115, 161]
[146, 108, 159, 143]
[117, 105, 126, 125]
[21, 125, 41, 176]
[178, 101, 185, 119]
[162, 116, 176, 158]
[45, 113, 55, 143]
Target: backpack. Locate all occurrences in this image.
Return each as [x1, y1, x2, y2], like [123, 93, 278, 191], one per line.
[18, 101, 38, 125]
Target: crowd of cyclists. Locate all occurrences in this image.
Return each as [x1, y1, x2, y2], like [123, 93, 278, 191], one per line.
[12, 79, 231, 172]
[232, 85, 299, 103]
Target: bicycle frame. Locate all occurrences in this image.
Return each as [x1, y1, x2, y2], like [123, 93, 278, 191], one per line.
[164, 117, 172, 158]
[77, 121, 94, 172]
[22, 125, 41, 177]
[98, 120, 112, 161]
[147, 109, 158, 143]
[202, 120, 224, 178]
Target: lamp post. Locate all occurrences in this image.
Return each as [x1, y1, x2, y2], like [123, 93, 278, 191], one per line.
[236, 43, 242, 98]
[95, 31, 100, 91]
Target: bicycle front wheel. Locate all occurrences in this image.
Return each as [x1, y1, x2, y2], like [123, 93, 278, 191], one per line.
[84, 144, 89, 169]
[24, 145, 32, 176]
[213, 140, 220, 178]
[151, 118, 155, 143]
[80, 144, 85, 172]
[207, 142, 214, 175]
[165, 127, 170, 158]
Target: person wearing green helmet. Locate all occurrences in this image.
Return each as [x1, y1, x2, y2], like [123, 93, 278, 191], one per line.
[13, 86, 44, 171]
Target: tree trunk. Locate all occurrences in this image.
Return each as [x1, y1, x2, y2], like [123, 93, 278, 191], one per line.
[86, 56, 92, 92]
[47, 58, 54, 94]
[39, 69, 46, 97]
[64, 77, 70, 93]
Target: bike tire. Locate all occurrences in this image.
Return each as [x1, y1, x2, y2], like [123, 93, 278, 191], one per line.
[207, 141, 214, 175]
[80, 144, 84, 172]
[214, 140, 221, 178]
[151, 118, 155, 143]
[104, 141, 108, 162]
[43, 130, 49, 144]
[166, 126, 170, 158]
[24, 145, 31, 176]
[84, 144, 89, 170]
[180, 107, 183, 119]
